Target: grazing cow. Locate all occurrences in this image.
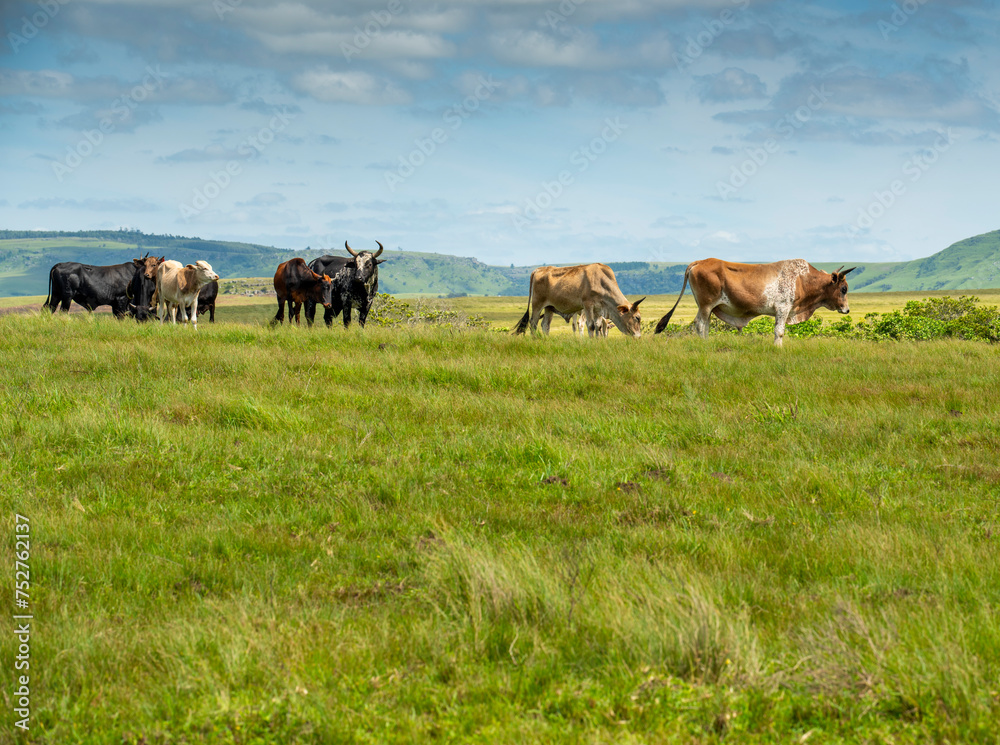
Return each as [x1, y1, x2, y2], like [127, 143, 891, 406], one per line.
[126, 254, 165, 321]
[43, 259, 141, 317]
[512, 263, 645, 338]
[653, 258, 856, 346]
[304, 240, 386, 328]
[156, 260, 220, 329]
[272, 258, 333, 326]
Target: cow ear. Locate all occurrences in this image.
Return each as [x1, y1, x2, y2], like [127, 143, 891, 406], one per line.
[376, 259, 387, 265]
[323, 274, 331, 281]
[617, 304, 630, 315]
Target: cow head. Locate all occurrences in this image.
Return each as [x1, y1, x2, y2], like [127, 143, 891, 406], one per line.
[345, 240, 385, 296]
[613, 296, 645, 338]
[318, 274, 334, 308]
[190, 260, 220, 284]
[823, 266, 856, 314]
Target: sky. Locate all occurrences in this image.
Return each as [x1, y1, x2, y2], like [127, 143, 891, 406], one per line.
[1, 0, 998, 267]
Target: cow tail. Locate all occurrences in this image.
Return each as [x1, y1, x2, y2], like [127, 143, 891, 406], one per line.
[512, 274, 534, 335]
[43, 266, 54, 310]
[654, 265, 691, 334]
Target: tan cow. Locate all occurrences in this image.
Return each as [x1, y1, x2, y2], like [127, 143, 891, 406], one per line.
[156, 260, 220, 329]
[653, 258, 855, 346]
[513, 264, 644, 337]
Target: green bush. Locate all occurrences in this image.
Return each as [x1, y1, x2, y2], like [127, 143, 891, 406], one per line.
[683, 296, 999, 342]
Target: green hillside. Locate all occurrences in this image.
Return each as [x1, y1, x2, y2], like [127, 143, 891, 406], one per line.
[2, 228, 999, 298]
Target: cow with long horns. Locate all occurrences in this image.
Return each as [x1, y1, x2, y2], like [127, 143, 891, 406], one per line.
[653, 258, 856, 346]
[304, 240, 386, 329]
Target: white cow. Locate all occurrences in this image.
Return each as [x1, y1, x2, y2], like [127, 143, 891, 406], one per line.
[156, 260, 220, 329]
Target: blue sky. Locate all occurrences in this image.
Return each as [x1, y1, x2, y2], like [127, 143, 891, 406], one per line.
[1, 0, 998, 266]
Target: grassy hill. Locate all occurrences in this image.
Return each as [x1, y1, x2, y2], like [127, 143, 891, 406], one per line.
[2, 228, 999, 298]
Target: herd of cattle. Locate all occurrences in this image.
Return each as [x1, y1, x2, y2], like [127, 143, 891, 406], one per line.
[42, 241, 386, 331]
[41, 245, 856, 346]
[513, 258, 855, 346]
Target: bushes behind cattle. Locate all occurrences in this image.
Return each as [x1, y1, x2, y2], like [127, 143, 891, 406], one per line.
[654, 296, 1000, 343]
[366, 293, 489, 330]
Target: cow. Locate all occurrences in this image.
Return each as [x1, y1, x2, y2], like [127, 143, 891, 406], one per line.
[653, 258, 856, 346]
[156, 281, 219, 324]
[155, 260, 220, 329]
[271, 258, 333, 326]
[304, 240, 386, 329]
[43, 259, 143, 317]
[512, 264, 645, 338]
[126, 254, 165, 321]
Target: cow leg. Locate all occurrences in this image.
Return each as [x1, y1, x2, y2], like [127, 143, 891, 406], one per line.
[304, 300, 314, 327]
[272, 296, 285, 326]
[209, 303, 215, 323]
[189, 302, 198, 330]
[358, 303, 370, 328]
[541, 307, 554, 335]
[343, 306, 352, 329]
[290, 301, 301, 326]
[773, 310, 788, 347]
[694, 307, 713, 338]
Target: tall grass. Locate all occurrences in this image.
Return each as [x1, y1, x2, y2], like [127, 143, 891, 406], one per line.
[1, 313, 998, 743]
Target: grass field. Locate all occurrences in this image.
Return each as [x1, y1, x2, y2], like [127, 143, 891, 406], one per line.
[1, 304, 998, 743]
[10, 287, 1000, 331]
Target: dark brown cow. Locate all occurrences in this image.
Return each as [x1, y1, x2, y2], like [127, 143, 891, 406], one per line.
[512, 263, 644, 337]
[653, 258, 855, 346]
[272, 258, 334, 326]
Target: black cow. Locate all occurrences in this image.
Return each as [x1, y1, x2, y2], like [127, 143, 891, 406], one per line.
[304, 240, 386, 328]
[44, 257, 150, 318]
[126, 256, 163, 322]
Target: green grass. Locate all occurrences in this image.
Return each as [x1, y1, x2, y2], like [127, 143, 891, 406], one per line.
[1, 314, 999, 743]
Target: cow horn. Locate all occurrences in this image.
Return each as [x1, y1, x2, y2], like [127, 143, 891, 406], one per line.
[633, 296, 646, 309]
[835, 265, 844, 275]
[842, 266, 856, 276]
[345, 240, 359, 257]
[373, 240, 384, 258]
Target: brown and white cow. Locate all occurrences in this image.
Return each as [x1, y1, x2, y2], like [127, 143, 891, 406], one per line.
[513, 263, 644, 338]
[156, 260, 220, 329]
[653, 258, 855, 346]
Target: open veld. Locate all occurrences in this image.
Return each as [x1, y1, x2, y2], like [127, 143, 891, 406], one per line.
[1, 297, 998, 743]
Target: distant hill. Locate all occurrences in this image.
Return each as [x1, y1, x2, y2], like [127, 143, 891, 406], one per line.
[1, 228, 998, 298]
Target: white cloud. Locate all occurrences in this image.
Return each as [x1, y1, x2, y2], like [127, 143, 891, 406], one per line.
[290, 68, 411, 105]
